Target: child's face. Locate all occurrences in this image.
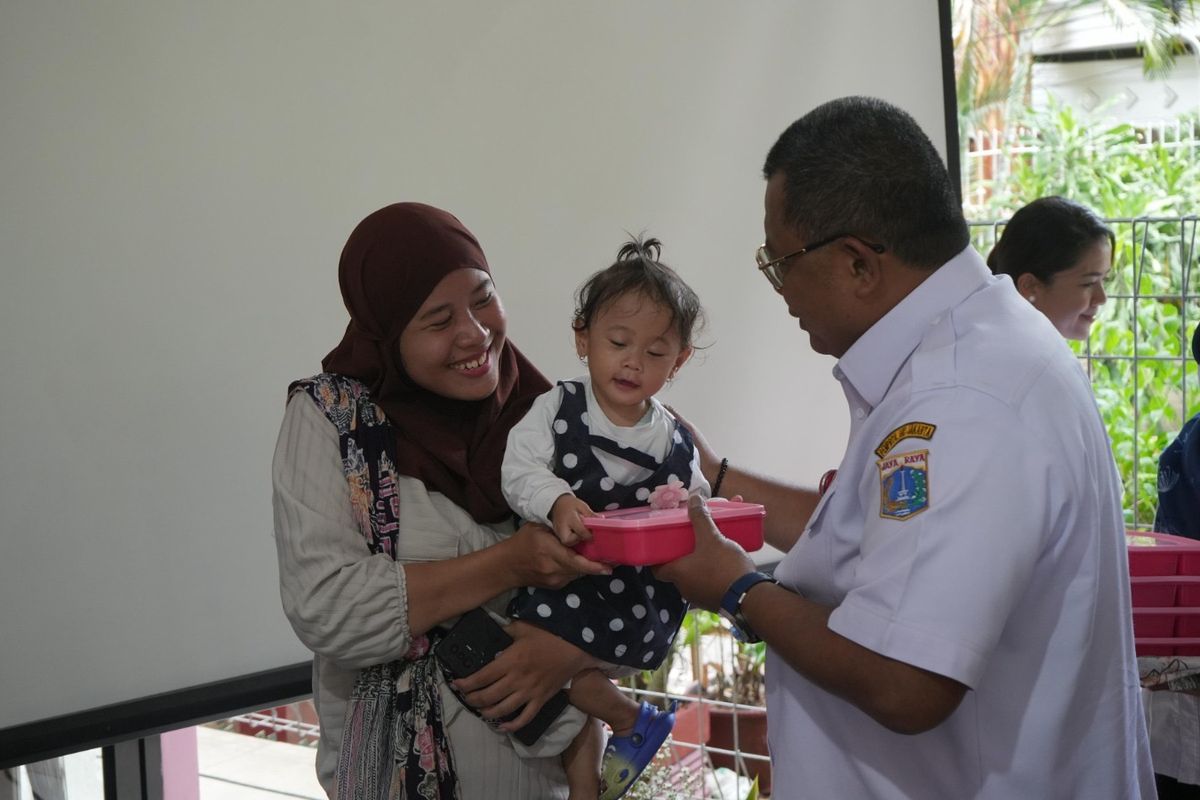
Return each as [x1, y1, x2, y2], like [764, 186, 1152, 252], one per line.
[575, 291, 692, 427]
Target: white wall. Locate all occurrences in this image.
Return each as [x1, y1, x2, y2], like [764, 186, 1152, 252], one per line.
[0, 1, 949, 730]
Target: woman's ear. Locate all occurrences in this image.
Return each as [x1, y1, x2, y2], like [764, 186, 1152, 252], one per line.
[1015, 272, 1041, 302]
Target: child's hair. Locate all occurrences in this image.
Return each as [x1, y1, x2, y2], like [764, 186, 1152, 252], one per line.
[987, 196, 1114, 284]
[573, 235, 705, 349]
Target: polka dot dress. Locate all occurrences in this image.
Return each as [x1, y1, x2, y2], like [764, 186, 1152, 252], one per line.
[508, 381, 694, 669]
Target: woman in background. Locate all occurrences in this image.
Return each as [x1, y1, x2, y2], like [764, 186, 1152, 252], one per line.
[987, 196, 1114, 340]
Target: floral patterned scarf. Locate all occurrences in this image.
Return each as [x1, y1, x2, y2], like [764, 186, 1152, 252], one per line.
[291, 373, 459, 800]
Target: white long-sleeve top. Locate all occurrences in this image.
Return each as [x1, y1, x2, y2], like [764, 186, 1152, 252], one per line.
[272, 393, 575, 798]
[501, 377, 709, 525]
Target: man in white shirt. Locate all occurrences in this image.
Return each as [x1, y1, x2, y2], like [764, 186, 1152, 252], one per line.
[657, 96, 1156, 798]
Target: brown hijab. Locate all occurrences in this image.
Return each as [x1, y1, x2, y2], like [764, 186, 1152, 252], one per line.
[322, 202, 550, 522]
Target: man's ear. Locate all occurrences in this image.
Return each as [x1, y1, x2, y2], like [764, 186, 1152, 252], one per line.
[843, 237, 886, 296]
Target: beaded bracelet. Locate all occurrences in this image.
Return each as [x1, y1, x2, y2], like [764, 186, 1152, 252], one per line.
[712, 457, 730, 497]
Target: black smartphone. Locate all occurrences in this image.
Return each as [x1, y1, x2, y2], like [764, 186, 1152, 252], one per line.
[434, 608, 570, 747]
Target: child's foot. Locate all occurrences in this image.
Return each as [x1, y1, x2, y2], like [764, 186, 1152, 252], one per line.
[598, 701, 676, 800]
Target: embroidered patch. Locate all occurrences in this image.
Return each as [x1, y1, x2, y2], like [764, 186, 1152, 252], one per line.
[874, 422, 937, 458]
[878, 449, 929, 520]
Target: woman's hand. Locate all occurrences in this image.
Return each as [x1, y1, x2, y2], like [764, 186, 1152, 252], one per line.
[453, 620, 596, 730]
[504, 521, 610, 590]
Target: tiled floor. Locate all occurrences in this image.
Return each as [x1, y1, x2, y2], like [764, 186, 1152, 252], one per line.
[196, 727, 324, 800]
[10, 725, 756, 799]
[4, 729, 323, 800]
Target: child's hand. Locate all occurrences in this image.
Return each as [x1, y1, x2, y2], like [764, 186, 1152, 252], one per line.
[550, 494, 595, 546]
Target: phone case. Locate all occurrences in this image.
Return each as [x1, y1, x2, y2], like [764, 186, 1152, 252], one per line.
[434, 608, 570, 746]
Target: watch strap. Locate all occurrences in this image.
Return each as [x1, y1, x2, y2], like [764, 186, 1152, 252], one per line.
[719, 571, 777, 643]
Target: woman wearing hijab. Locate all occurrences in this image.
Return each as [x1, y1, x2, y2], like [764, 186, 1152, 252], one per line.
[272, 203, 610, 798]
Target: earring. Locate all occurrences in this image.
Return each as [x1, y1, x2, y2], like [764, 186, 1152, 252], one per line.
[1027, 295, 1036, 303]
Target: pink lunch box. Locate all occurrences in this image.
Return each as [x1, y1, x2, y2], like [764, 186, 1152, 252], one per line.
[575, 498, 765, 566]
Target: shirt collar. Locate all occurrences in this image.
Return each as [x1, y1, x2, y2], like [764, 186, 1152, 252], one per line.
[835, 245, 993, 408]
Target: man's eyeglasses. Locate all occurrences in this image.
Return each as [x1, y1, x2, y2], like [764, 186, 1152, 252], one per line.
[755, 234, 886, 290]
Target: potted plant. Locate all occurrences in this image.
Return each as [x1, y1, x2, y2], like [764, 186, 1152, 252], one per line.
[673, 609, 771, 795]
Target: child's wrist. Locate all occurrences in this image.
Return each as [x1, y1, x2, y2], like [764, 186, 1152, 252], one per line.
[711, 457, 730, 496]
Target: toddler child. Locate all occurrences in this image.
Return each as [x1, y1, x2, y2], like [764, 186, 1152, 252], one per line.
[502, 236, 710, 799]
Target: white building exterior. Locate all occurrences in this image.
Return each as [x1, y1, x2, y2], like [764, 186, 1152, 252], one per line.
[1028, 3, 1199, 125]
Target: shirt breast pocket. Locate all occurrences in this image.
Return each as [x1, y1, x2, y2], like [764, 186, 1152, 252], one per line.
[804, 482, 838, 538]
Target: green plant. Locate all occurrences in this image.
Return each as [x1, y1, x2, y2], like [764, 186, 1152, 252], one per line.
[679, 609, 766, 707]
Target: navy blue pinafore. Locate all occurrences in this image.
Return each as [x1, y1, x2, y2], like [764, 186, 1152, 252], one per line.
[508, 381, 693, 669]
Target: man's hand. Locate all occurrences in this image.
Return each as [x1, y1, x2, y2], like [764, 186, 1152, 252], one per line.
[452, 620, 596, 731]
[653, 494, 756, 610]
[550, 493, 595, 546]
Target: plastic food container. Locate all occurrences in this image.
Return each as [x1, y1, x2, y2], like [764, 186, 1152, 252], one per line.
[1131, 608, 1200, 638]
[1130, 575, 1200, 607]
[575, 498, 765, 566]
[1181, 580, 1200, 607]
[1130, 576, 1182, 607]
[1134, 638, 1200, 657]
[1126, 530, 1200, 576]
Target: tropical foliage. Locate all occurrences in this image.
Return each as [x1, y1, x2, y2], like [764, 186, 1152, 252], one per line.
[952, 0, 1196, 134]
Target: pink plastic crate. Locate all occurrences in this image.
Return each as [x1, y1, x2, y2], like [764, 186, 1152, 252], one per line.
[1132, 607, 1200, 638]
[1132, 608, 1180, 638]
[1126, 531, 1200, 576]
[1130, 576, 1181, 607]
[576, 498, 765, 566]
[1181, 580, 1200, 607]
[1135, 638, 1200, 657]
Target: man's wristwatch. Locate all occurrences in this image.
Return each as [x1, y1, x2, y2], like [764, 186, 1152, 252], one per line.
[718, 571, 778, 643]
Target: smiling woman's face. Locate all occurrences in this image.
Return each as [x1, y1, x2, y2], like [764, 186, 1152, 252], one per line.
[397, 268, 507, 400]
[1025, 237, 1112, 341]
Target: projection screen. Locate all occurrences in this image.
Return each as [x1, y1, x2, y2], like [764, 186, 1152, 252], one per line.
[0, 0, 954, 739]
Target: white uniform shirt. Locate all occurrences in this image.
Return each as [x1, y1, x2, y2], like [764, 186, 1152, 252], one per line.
[769, 247, 1155, 799]
[501, 376, 709, 525]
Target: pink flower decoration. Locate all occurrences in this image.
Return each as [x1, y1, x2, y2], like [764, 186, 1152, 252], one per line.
[648, 479, 688, 510]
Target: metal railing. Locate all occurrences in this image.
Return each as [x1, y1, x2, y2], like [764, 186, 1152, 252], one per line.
[962, 118, 1199, 214]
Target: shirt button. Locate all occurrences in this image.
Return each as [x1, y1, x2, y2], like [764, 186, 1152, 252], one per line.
[854, 408, 865, 419]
